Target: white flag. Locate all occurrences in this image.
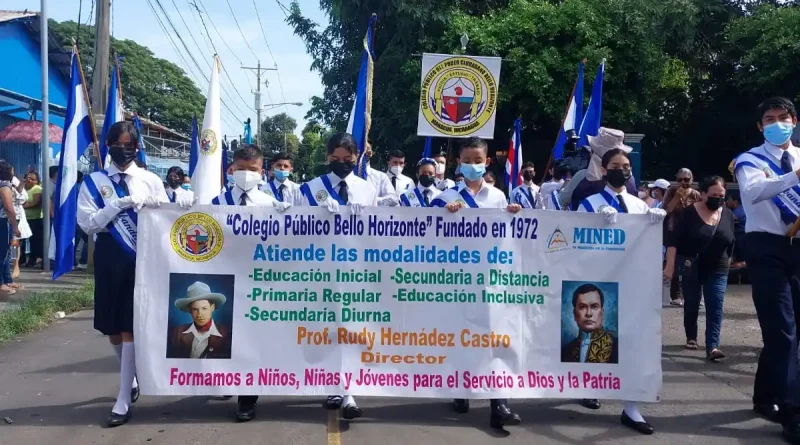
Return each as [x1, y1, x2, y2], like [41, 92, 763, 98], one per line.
[192, 56, 222, 205]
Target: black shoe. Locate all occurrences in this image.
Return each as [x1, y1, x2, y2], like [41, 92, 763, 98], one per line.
[237, 401, 256, 422]
[342, 403, 362, 420]
[325, 396, 343, 410]
[621, 411, 654, 435]
[783, 421, 800, 444]
[130, 386, 139, 404]
[753, 403, 782, 423]
[489, 404, 521, 428]
[453, 398, 469, 414]
[580, 399, 601, 410]
[107, 410, 131, 428]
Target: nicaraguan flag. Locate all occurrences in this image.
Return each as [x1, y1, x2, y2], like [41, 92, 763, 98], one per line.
[192, 55, 222, 204]
[54, 50, 95, 279]
[189, 115, 199, 177]
[97, 58, 123, 170]
[133, 114, 147, 166]
[346, 14, 377, 179]
[505, 118, 523, 190]
[578, 59, 605, 147]
[552, 61, 585, 160]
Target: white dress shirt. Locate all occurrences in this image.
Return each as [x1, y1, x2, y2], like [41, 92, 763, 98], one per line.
[367, 167, 399, 206]
[259, 178, 300, 204]
[165, 186, 192, 203]
[577, 185, 650, 215]
[537, 180, 565, 210]
[389, 172, 415, 196]
[212, 186, 277, 206]
[436, 177, 456, 191]
[299, 172, 378, 207]
[414, 183, 442, 206]
[435, 180, 508, 209]
[183, 320, 223, 359]
[510, 182, 540, 208]
[77, 162, 166, 234]
[735, 142, 800, 236]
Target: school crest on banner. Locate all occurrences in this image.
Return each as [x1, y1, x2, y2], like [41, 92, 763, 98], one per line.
[417, 54, 502, 139]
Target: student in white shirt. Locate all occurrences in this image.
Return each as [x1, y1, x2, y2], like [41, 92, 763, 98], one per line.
[538, 160, 569, 210]
[362, 142, 399, 206]
[432, 152, 456, 191]
[509, 162, 539, 208]
[165, 166, 192, 203]
[400, 158, 441, 207]
[430, 137, 523, 429]
[577, 147, 665, 435]
[260, 152, 300, 205]
[386, 150, 415, 195]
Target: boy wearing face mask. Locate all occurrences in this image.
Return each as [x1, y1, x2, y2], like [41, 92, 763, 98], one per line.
[430, 137, 523, 429]
[260, 152, 300, 205]
[432, 152, 456, 191]
[577, 148, 665, 436]
[400, 158, 441, 207]
[510, 162, 539, 208]
[298, 133, 377, 420]
[386, 150, 415, 195]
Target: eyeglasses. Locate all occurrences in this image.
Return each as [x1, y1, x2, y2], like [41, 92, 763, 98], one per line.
[678, 178, 692, 183]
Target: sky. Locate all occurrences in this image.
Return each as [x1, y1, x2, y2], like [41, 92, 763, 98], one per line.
[9, 0, 327, 138]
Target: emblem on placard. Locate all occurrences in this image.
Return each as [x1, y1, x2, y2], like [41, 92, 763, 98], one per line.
[171, 212, 224, 262]
[200, 129, 218, 155]
[100, 186, 114, 199]
[546, 227, 569, 253]
[316, 190, 329, 203]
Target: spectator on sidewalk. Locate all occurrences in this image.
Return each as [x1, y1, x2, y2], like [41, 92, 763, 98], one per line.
[638, 182, 656, 207]
[648, 179, 670, 209]
[0, 161, 21, 295]
[727, 193, 747, 269]
[22, 171, 43, 268]
[664, 176, 734, 360]
[662, 168, 701, 306]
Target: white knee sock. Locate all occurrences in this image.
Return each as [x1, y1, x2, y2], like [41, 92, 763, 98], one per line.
[623, 401, 645, 423]
[112, 343, 138, 389]
[112, 342, 136, 415]
[343, 395, 356, 407]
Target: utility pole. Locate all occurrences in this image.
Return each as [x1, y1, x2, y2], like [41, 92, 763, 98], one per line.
[40, 0, 51, 273]
[241, 62, 276, 150]
[90, 0, 111, 111]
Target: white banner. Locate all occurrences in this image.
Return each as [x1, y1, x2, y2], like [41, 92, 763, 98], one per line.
[416, 53, 502, 139]
[135, 206, 662, 402]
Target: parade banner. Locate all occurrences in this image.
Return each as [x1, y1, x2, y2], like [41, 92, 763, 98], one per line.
[135, 206, 663, 402]
[416, 53, 501, 139]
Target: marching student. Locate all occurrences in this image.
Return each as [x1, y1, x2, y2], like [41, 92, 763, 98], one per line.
[298, 133, 377, 420]
[164, 166, 191, 203]
[386, 150, 415, 195]
[538, 160, 570, 210]
[432, 152, 456, 191]
[77, 121, 187, 427]
[577, 147, 665, 435]
[399, 158, 441, 207]
[363, 142, 399, 206]
[260, 152, 300, 205]
[430, 137, 523, 429]
[509, 162, 539, 208]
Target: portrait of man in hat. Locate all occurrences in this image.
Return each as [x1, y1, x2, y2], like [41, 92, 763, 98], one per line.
[561, 281, 619, 364]
[166, 278, 233, 360]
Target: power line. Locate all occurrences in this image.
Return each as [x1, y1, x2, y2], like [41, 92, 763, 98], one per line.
[252, 0, 289, 114]
[224, 0, 260, 60]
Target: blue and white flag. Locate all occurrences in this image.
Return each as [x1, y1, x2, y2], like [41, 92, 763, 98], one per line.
[578, 59, 605, 147]
[552, 61, 584, 160]
[346, 14, 377, 179]
[53, 49, 95, 279]
[133, 114, 147, 166]
[422, 137, 432, 159]
[189, 115, 199, 177]
[97, 57, 123, 170]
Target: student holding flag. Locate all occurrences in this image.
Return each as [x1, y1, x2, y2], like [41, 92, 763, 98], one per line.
[430, 137, 523, 429]
[399, 158, 441, 207]
[260, 152, 300, 205]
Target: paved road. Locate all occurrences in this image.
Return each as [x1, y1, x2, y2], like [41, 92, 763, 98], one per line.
[0, 285, 787, 445]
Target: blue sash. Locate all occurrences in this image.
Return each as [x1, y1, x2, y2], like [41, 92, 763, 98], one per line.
[400, 188, 429, 208]
[599, 190, 626, 213]
[321, 175, 346, 205]
[551, 190, 562, 210]
[513, 186, 535, 208]
[736, 151, 800, 225]
[300, 175, 345, 207]
[459, 187, 479, 208]
[268, 181, 284, 202]
[83, 172, 137, 259]
[211, 190, 235, 206]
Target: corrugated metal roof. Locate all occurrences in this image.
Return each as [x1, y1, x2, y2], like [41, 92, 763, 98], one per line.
[0, 10, 37, 24]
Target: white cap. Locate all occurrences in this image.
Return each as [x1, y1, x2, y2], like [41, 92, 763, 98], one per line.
[648, 179, 670, 189]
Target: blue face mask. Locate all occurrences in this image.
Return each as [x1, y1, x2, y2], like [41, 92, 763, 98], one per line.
[274, 169, 291, 181]
[226, 174, 234, 184]
[459, 163, 486, 181]
[181, 184, 191, 191]
[764, 121, 795, 146]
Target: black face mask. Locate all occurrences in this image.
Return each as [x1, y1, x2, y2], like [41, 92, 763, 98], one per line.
[522, 171, 535, 182]
[706, 197, 724, 211]
[167, 177, 182, 189]
[109, 146, 137, 168]
[604, 169, 631, 189]
[418, 175, 435, 187]
[328, 161, 355, 179]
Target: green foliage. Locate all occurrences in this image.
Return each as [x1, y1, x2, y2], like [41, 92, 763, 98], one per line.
[0, 281, 94, 343]
[297, 120, 334, 179]
[48, 20, 205, 133]
[259, 113, 301, 161]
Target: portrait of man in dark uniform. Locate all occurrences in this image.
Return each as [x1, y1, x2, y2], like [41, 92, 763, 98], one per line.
[166, 281, 232, 360]
[561, 283, 618, 364]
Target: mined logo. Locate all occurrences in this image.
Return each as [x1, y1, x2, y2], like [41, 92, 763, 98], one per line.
[171, 212, 223, 262]
[572, 227, 626, 252]
[200, 129, 218, 155]
[100, 186, 114, 199]
[420, 56, 497, 137]
[546, 227, 569, 253]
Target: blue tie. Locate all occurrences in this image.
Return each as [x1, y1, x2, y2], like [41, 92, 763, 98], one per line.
[782, 151, 793, 174]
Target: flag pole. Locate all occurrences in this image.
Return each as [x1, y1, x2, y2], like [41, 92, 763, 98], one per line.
[543, 58, 587, 182]
[41, 0, 51, 272]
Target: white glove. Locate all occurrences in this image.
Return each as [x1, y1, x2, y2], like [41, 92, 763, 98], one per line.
[275, 201, 293, 213]
[176, 191, 197, 210]
[348, 202, 364, 216]
[114, 196, 137, 210]
[143, 196, 164, 208]
[326, 199, 340, 214]
[598, 205, 618, 224]
[648, 208, 667, 224]
[378, 194, 400, 207]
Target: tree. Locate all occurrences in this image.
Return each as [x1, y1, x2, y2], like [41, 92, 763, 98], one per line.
[259, 113, 301, 159]
[297, 120, 333, 179]
[48, 19, 205, 133]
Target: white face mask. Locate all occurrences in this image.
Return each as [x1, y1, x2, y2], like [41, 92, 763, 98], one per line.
[435, 162, 446, 175]
[389, 166, 403, 176]
[233, 170, 262, 192]
[638, 191, 647, 199]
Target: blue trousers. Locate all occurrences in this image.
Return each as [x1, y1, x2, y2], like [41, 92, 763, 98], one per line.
[681, 269, 727, 351]
[746, 232, 800, 408]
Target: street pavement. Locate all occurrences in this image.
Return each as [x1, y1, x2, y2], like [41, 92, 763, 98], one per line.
[0, 285, 787, 445]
